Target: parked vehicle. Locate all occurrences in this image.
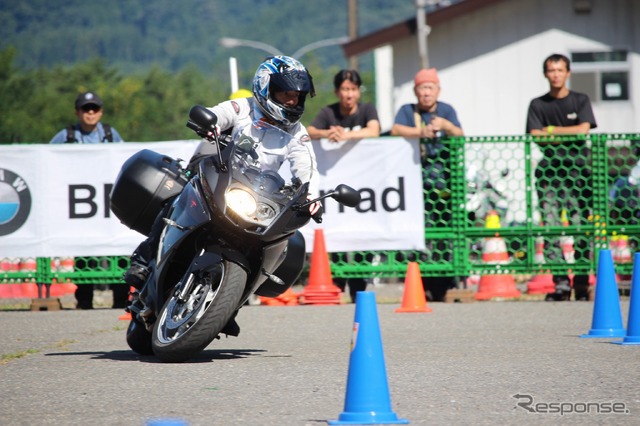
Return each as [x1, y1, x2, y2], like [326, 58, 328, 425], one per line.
[110, 105, 360, 362]
[465, 154, 510, 226]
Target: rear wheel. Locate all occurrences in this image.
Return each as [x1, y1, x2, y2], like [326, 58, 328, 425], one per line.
[151, 261, 246, 362]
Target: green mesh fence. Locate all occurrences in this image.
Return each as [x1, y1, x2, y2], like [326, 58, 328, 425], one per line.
[2, 133, 640, 290]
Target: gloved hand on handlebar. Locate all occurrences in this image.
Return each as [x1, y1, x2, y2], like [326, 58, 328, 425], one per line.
[308, 200, 323, 223]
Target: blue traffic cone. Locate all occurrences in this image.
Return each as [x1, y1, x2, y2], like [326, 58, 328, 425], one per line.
[612, 252, 640, 345]
[580, 249, 626, 338]
[329, 292, 408, 425]
[145, 419, 189, 426]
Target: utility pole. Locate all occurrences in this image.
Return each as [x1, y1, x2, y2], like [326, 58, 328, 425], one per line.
[415, 0, 431, 69]
[348, 0, 358, 70]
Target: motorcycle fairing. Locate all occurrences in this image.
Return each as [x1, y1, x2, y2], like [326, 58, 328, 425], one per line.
[158, 181, 211, 262]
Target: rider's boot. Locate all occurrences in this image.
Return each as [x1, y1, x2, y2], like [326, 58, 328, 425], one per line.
[123, 251, 150, 290]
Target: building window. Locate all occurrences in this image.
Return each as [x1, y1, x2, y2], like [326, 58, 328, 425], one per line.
[570, 50, 629, 102]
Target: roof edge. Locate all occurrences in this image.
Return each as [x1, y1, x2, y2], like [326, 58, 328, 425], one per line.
[343, 0, 509, 57]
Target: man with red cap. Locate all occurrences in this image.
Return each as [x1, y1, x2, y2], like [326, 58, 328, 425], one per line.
[391, 68, 463, 302]
[391, 68, 463, 140]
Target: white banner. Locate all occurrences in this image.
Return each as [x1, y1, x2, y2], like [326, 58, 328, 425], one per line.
[302, 137, 425, 252]
[0, 138, 424, 257]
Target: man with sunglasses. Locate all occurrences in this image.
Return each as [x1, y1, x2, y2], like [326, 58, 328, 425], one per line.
[50, 91, 123, 144]
[50, 91, 126, 310]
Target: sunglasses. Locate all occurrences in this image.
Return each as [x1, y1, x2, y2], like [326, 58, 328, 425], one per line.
[80, 104, 102, 113]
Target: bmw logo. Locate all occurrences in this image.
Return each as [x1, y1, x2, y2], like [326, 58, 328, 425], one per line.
[0, 169, 32, 236]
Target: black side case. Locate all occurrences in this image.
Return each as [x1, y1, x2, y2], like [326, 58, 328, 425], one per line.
[110, 149, 188, 235]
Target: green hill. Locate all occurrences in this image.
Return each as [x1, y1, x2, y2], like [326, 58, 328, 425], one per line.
[0, 0, 417, 143]
[1, 0, 415, 76]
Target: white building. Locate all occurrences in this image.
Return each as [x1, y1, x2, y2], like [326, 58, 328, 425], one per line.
[344, 0, 640, 135]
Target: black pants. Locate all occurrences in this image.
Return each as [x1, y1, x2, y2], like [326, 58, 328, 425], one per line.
[535, 151, 592, 299]
[130, 203, 173, 270]
[334, 278, 367, 303]
[73, 257, 130, 309]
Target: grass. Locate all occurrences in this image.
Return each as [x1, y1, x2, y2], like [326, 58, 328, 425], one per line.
[0, 349, 39, 365]
[0, 302, 32, 311]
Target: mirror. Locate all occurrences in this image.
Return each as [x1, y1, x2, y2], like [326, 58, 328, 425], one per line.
[189, 105, 218, 131]
[331, 184, 361, 208]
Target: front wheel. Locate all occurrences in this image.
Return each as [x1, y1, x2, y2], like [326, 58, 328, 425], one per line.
[151, 261, 246, 362]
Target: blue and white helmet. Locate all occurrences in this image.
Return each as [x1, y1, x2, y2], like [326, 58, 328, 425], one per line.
[252, 56, 315, 128]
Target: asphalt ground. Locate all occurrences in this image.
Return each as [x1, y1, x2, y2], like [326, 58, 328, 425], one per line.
[1, 284, 638, 426]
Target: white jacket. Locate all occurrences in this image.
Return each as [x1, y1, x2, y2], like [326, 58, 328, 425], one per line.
[202, 98, 319, 198]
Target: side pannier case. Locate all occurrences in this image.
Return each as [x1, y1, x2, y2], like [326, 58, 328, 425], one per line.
[110, 149, 188, 235]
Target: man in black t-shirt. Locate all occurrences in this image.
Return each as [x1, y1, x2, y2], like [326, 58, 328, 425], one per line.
[308, 69, 380, 143]
[526, 53, 597, 301]
[308, 70, 381, 302]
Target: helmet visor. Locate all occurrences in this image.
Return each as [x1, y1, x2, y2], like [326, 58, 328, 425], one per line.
[269, 70, 314, 96]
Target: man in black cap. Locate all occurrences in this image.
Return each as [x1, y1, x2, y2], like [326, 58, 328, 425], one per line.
[50, 91, 124, 144]
[50, 91, 127, 309]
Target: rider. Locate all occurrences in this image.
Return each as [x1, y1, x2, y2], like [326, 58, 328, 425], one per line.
[123, 56, 320, 334]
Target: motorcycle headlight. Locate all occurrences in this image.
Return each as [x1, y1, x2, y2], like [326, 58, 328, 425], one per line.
[226, 189, 257, 216]
[225, 188, 277, 224]
[255, 203, 276, 221]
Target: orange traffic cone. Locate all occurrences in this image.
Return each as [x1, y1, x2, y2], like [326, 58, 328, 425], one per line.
[300, 229, 342, 305]
[475, 211, 521, 300]
[616, 234, 632, 264]
[280, 287, 300, 305]
[18, 257, 40, 298]
[527, 233, 555, 294]
[560, 209, 576, 264]
[260, 287, 300, 306]
[258, 295, 285, 306]
[118, 286, 136, 320]
[395, 262, 432, 313]
[19, 257, 37, 280]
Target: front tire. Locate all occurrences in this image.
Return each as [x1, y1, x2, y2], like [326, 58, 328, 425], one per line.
[151, 261, 246, 362]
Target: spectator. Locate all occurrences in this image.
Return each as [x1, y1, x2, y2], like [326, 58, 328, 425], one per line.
[307, 69, 380, 142]
[391, 68, 463, 301]
[526, 53, 597, 301]
[124, 56, 320, 335]
[50, 91, 123, 144]
[307, 69, 380, 302]
[50, 91, 128, 309]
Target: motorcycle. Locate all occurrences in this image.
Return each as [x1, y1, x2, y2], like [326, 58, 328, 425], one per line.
[465, 153, 510, 226]
[110, 105, 360, 362]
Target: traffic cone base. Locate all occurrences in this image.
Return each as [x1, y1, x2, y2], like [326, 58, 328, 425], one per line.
[476, 274, 521, 300]
[300, 229, 342, 305]
[612, 336, 640, 345]
[258, 288, 300, 306]
[527, 233, 555, 294]
[527, 273, 555, 294]
[329, 292, 408, 425]
[119, 312, 132, 321]
[119, 286, 136, 320]
[581, 249, 625, 338]
[395, 262, 431, 313]
[612, 252, 640, 345]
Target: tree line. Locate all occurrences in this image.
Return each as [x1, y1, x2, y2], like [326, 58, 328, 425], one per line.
[0, 48, 374, 144]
